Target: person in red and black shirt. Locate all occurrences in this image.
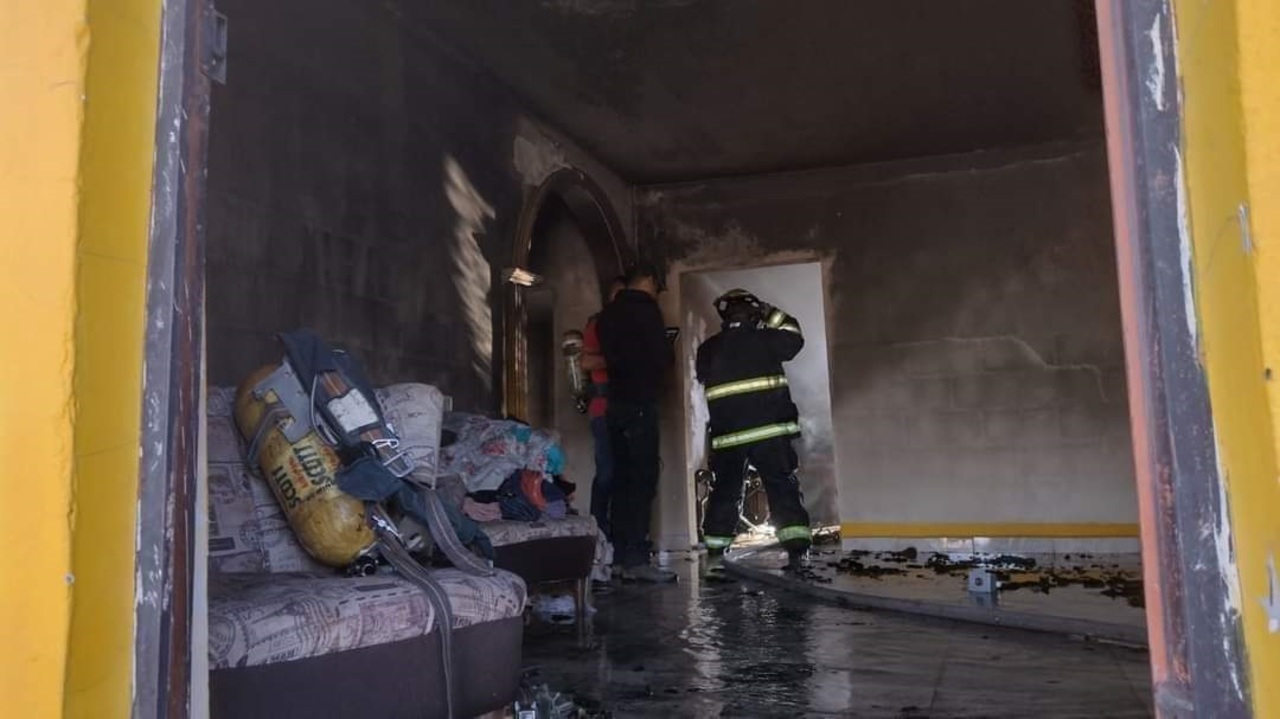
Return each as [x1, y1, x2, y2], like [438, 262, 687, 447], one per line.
[597, 264, 677, 583]
[580, 276, 626, 541]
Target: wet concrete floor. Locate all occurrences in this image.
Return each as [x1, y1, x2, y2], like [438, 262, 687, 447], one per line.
[525, 560, 1153, 718]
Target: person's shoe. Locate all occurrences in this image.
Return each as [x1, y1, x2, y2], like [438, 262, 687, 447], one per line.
[620, 565, 678, 583]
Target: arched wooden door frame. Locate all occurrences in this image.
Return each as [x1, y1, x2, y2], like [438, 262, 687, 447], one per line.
[502, 168, 631, 420]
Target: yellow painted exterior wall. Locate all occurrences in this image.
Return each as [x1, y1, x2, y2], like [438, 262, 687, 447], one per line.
[0, 2, 87, 715]
[1173, 0, 1280, 715]
[1238, 0, 1280, 468]
[65, 0, 163, 715]
[0, 0, 162, 717]
[1232, 0, 1280, 713]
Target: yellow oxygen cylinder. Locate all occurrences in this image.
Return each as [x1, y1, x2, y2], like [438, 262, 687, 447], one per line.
[561, 330, 587, 414]
[234, 364, 376, 567]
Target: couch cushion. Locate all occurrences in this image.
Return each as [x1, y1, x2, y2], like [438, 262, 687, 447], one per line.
[209, 572, 435, 670]
[207, 463, 265, 574]
[480, 515, 598, 548]
[433, 567, 528, 628]
[208, 387, 267, 574]
[375, 383, 446, 483]
[209, 568, 526, 670]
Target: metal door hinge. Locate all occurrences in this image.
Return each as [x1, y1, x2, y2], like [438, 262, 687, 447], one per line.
[203, 9, 228, 84]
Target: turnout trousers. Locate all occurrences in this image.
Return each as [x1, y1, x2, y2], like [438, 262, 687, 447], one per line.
[702, 436, 811, 551]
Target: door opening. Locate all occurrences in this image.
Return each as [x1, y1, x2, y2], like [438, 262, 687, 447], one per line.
[681, 261, 840, 538]
[503, 170, 630, 423]
[521, 194, 617, 516]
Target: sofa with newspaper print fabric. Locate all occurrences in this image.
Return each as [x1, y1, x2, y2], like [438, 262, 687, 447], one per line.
[377, 386, 601, 609]
[205, 386, 526, 719]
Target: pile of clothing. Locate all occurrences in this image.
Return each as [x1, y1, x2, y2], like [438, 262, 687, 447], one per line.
[440, 413, 577, 523]
[464, 469, 578, 522]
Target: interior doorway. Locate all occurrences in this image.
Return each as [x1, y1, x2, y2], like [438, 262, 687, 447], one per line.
[514, 190, 627, 516]
[681, 262, 840, 532]
[523, 286, 556, 430]
[503, 170, 629, 424]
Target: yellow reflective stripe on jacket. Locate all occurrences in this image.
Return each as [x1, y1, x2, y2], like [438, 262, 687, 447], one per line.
[705, 375, 789, 401]
[765, 308, 801, 334]
[704, 535, 734, 549]
[711, 421, 801, 450]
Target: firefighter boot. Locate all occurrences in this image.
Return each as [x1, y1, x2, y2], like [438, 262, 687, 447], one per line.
[785, 547, 809, 572]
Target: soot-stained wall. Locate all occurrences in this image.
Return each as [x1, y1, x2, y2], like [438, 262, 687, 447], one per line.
[642, 141, 1136, 545]
[205, 0, 629, 412]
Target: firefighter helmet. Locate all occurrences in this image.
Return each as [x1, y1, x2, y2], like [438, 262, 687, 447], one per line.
[714, 288, 764, 324]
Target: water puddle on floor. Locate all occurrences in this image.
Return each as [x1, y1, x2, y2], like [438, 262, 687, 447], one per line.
[523, 558, 1153, 718]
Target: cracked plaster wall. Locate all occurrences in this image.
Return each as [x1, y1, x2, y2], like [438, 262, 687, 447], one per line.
[642, 141, 1137, 533]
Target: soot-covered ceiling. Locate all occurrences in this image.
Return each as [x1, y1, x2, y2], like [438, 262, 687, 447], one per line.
[405, 0, 1103, 183]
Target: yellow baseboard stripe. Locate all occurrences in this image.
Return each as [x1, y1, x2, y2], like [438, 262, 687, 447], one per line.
[840, 522, 1141, 539]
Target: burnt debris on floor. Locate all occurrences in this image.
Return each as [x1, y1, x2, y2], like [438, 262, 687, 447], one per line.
[826, 549, 1144, 608]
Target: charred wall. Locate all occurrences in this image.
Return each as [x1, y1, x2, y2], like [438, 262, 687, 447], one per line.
[204, 0, 629, 412]
[643, 141, 1137, 538]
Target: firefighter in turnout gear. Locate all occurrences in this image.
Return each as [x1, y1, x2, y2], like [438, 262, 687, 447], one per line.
[696, 289, 812, 568]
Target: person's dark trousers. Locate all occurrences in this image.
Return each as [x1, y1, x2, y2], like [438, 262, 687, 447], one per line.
[606, 400, 661, 568]
[588, 415, 615, 540]
[703, 437, 811, 551]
